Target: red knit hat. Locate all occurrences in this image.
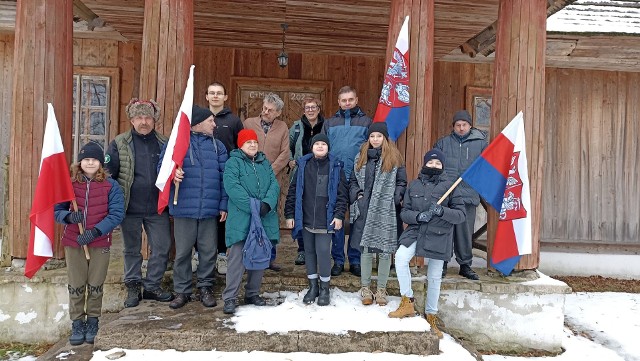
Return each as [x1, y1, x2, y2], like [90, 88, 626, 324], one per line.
[237, 129, 259, 148]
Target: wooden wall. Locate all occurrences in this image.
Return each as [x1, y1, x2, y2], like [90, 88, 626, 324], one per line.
[544, 68, 640, 244]
[193, 46, 386, 120]
[0, 34, 13, 228]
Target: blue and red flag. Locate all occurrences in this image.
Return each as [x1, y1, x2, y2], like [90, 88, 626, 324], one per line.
[461, 112, 532, 276]
[373, 16, 410, 141]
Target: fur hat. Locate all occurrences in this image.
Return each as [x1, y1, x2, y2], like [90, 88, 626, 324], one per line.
[191, 105, 213, 127]
[310, 134, 330, 150]
[237, 129, 259, 148]
[452, 110, 472, 125]
[78, 142, 105, 165]
[368, 122, 389, 139]
[125, 98, 161, 121]
[423, 148, 446, 168]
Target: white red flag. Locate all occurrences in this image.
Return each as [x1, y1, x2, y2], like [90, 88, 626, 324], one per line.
[156, 65, 195, 213]
[461, 112, 532, 275]
[25, 103, 76, 278]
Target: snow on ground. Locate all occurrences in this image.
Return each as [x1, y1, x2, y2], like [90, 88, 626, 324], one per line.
[230, 289, 429, 334]
[84, 290, 640, 361]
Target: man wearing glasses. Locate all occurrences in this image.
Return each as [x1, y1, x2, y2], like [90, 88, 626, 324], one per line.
[288, 97, 325, 266]
[243, 92, 290, 271]
[205, 82, 244, 276]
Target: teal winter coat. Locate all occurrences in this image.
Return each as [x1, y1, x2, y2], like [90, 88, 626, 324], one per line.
[223, 149, 280, 247]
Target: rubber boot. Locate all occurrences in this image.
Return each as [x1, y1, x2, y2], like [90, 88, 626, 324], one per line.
[303, 278, 319, 304]
[317, 280, 330, 306]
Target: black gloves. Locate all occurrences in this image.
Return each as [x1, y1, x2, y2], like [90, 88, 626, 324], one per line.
[416, 211, 433, 223]
[429, 202, 444, 217]
[77, 228, 101, 246]
[65, 211, 84, 224]
[260, 202, 271, 217]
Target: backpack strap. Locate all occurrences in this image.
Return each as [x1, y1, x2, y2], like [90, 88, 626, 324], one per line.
[290, 122, 301, 157]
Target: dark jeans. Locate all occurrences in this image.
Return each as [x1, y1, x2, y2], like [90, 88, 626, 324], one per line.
[172, 217, 217, 294]
[330, 227, 360, 266]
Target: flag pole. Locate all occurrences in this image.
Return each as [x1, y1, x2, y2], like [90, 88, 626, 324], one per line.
[436, 177, 463, 205]
[173, 167, 182, 205]
[71, 200, 90, 260]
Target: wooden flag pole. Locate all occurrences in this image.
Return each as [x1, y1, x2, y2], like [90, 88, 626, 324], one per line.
[436, 177, 463, 205]
[173, 167, 182, 205]
[71, 200, 90, 260]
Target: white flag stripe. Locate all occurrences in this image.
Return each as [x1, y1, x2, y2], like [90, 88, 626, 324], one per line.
[40, 103, 65, 171]
[511, 112, 532, 256]
[396, 17, 410, 54]
[33, 226, 53, 257]
[155, 65, 195, 192]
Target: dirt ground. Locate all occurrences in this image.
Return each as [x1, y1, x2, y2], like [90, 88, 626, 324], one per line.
[553, 275, 640, 293]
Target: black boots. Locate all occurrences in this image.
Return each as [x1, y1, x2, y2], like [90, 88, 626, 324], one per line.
[69, 319, 85, 346]
[85, 317, 99, 344]
[442, 261, 448, 278]
[303, 278, 320, 304]
[169, 293, 191, 309]
[330, 263, 344, 276]
[317, 281, 330, 306]
[124, 281, 142, 308]
[459, 264, 480, 280]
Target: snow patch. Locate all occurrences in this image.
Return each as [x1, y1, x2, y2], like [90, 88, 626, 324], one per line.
[54, 311, 65, 322]
[0, 310, 10, 322]
[15, 311, 37, 324]
[21, 284, 33, 293]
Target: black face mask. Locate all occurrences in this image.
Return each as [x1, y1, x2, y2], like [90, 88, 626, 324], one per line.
[421, 166, 443, 176]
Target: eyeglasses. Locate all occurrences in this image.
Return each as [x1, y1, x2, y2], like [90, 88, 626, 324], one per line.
[207, 91, 225, 96]
[304, 106, 318, 111]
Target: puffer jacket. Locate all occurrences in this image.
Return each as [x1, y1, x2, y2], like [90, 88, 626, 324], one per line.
[434, 128, 488, 205]
[223, 149, 280, 247]
[322, 106, 372, 180]
[159, 132, 228, 219]
[55, 177, 125, 248]
[398, 172, 466, 261]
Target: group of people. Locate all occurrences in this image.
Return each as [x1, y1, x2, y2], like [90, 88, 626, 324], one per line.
[54, 82, 488, 345]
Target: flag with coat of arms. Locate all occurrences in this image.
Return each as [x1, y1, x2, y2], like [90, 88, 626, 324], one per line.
[460, 112, 532, 276]
[373, 16, 410, 141]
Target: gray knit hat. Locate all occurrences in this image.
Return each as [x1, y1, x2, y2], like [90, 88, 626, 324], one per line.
[125, 98, 161, 121]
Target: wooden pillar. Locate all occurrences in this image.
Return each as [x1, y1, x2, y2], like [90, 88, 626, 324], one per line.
[489, 0, 546, 271]
[388, 0, 435, 182]
[9, 0, 73, 258]
[139, 0, 193, 135]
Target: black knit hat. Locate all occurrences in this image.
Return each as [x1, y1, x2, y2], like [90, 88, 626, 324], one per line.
[423, 148, 446, 168]
[310, 134, 330, 150]
[368, 122, 389, 139]
[78, 142, 105, 165]
[191, 105, 214, 127]
[452, 110, 472, 125]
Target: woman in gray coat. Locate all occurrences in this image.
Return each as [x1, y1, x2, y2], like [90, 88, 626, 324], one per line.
[388, 148, 465, 340]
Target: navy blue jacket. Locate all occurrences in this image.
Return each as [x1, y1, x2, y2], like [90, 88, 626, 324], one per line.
[285, 153, 348, 239]
[159, 132, 228, 219]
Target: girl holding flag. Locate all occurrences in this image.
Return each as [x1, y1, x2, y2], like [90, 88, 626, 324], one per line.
[54, 142, 125, 345]
[388, 148, 465, 339]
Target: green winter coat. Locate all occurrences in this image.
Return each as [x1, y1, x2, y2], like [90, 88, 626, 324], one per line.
[223, 149, 281, 247]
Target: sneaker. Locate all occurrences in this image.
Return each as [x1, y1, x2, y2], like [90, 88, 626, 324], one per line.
[359, 286, 374, 306]
[375, 288, 388, 306]
[85, 317, 99, 344]
[69, 319, 85, 346]
[331, 263, 344, 276]
[294, 252, 305, 265]
[216, 253, 228, 275]
[244, 294, 267, 306]
[200, 287, 217, 307]
[223, 299, 236, 314]
[143, 288, 174, 302]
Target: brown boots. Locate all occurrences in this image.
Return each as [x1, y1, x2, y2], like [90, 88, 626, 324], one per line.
[425, 313, 444, 339]
[388, 296, 417, 318]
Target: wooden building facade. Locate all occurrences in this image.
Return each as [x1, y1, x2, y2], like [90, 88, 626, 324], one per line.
[0, 0, 638, 269]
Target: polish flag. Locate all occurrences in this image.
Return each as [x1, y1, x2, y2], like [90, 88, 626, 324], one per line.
[156, 65, 194, 213]
[25, 104, 76, 278]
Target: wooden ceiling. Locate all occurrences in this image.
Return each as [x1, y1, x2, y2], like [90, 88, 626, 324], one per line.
[81, 0, 500, 58]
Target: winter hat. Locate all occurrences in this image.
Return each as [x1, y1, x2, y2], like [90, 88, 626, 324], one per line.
[310, 134, 330, 150]
[423, 148, 446, 168]
[78, 142, 105, 165]
[237, 129, 259, 148]
[452, 110, 472, 125]
[125, 98, 161, 121]
[368, 122, 389, 139]
[191, 105, 214, 127]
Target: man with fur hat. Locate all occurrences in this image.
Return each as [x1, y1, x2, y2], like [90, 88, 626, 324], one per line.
[163, 105, 229, 310]
[106, 98, 173, 308]
[433, 109, 488, 280]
